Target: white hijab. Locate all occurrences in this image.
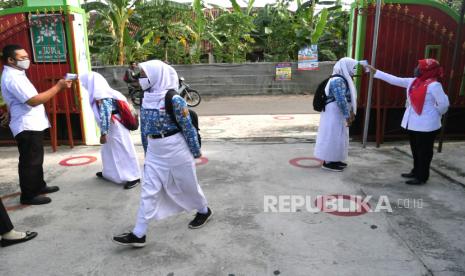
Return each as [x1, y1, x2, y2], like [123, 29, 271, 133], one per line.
[79, 71, 126, 126]
[139, 60, 179, 109]
[325, 57, 359, 114]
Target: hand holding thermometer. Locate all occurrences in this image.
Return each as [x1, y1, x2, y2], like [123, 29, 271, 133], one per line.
[64, 73, 78, 80]
[359, 60, 370, 72]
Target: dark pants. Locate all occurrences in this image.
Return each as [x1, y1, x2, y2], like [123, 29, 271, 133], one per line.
[15, 131, 46, 200]
[0, 200, 14, 235]
[408, 129, 439, 182]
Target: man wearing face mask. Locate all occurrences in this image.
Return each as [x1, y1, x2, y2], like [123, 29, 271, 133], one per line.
[314, 57, 359, 172]
[1, 44, 72, 205]
[364, 59, 449, 185]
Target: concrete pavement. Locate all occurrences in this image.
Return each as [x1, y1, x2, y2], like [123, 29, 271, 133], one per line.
[1, 98, 465, 275]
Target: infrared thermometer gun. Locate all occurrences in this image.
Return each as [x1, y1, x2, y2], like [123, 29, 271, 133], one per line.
[359, 60, 370, 73]
[65, 73, 78, 80]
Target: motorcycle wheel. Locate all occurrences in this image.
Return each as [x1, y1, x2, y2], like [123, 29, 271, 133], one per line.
[184, 89, 201, 107]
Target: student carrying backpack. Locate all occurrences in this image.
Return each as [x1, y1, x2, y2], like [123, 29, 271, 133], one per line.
[165, 89, 202, 147]
[313, 74, 349, 112]
[114, 100, 139, 131]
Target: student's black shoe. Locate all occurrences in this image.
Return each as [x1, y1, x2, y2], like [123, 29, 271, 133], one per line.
[20, 195, 51, 205]
[321, 162, 344, 172]
[1, 231, 38, 247]
[112, 232, 146, 248]
[96, 172, 103, 178]
[39, 186, 59, 195]
[405, 179, 426, 185]
[188, 208, 213, 229]
[401, 172, 416, 178]
[334, 161, 347, 168]
[124, 179, 140, 190]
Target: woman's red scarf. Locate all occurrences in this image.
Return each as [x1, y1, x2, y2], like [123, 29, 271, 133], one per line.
[409, 59, 443, 115]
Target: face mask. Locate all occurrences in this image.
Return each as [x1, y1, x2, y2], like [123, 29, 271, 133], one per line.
[15, 59, 30, 70]
[349, 66, 357, 77]
[414, 67, 421, 77]
[139, 77, 152, 91]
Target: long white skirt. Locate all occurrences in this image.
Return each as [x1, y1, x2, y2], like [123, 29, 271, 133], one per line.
[314, 102, 349, 162]
[136, 133, 208, 222]
[101, 118, 140, 184]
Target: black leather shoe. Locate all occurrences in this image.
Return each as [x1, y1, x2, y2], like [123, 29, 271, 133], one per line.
[401, 172, 416, 178]
[405, 179, 426, 185]
[39, 186, 59, 195]
[1, 231, 38, 247]
[96, 172, 103, 178]
[20, 196, 52, 205]
[124, 179, 140, 190]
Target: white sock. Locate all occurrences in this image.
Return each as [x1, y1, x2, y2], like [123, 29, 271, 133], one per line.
[2, 230, 26, 240]
[198, 206, 209, 214]
[132, 222, 148, 238]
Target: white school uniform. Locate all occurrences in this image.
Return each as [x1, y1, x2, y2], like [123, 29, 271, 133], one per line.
[79, 72, 140, 184]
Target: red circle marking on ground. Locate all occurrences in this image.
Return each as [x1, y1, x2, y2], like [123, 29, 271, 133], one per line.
[273, 115, 295, 120]
[59, 156, 97, 167]
[1, 192, 29, 211]
[289, 157, 323, 168]
[315, 194, 371, 217]
[195, 157, 209, 166]
[209, 117, 231, 121]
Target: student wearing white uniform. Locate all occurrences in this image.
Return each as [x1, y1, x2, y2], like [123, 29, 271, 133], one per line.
[113, 60, 212, 247]
[0, 45, 72, 205]
[314, 58, 358, 172]
[79, 72, 140, 189]
[365, 59, 449, 185]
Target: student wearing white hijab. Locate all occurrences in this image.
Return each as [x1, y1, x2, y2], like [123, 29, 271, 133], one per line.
[112, 60, 212, 248]
[79, 72, 140, 189]
[314, 57, 359, 172]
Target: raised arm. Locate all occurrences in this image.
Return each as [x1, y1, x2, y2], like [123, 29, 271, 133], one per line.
[365, 65, 414, 89]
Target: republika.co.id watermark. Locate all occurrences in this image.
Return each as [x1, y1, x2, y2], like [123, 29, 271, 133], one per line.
[264, 195, 423, 216]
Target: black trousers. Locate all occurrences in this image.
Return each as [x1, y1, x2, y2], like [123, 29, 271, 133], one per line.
[408, 129, 439, 183]
[15, 131, 46, 200]
[0, 199, 14, 235]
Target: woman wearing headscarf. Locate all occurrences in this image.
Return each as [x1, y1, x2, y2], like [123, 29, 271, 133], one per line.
[314, 57, 359, 172]
[112, 60, 211, 248]
[79, 72, 140, 189]
[365, 59, 449, 185]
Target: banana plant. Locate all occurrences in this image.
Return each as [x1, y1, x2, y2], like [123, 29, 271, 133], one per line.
[82, 0, 141, 65]
[191, 0, 222, 63]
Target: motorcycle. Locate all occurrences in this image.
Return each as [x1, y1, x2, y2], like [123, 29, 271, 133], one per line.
[127, 84, 143, 107]
[178, 77, 201, 107]
[127, 77, 200, 108]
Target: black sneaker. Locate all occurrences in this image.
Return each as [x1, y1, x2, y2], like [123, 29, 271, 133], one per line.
[124, 179, 140, 190]
[39, 186, 59, 195]
[20, 195, 52, 205]
[96, 172, 103, 178]
[112, 232, 146, 248]
[188, 208, 213, 229]
[321, 162, 344, 172]
[401, 172, 415, 178]
[334, 161, 347, 168]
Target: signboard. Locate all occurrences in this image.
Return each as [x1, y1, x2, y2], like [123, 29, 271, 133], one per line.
[298, 45, 319, 71]
[275, 63, 292, 80]
[30, 14, 67, 63]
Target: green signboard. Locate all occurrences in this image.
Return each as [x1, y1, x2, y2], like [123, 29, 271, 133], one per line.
[30, 14, 67, 63]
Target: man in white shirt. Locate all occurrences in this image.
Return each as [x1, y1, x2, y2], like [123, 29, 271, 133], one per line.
[1, 45, 72, 205]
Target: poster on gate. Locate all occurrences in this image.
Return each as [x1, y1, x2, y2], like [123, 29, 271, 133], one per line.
[275, 63, 292, 80]
[30, 14, 67, 63]
[298, 45, 319, 71]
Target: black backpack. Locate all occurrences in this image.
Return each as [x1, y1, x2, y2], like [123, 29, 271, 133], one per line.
[313, 74, 348, 112]
[165, 89, 201, 147]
